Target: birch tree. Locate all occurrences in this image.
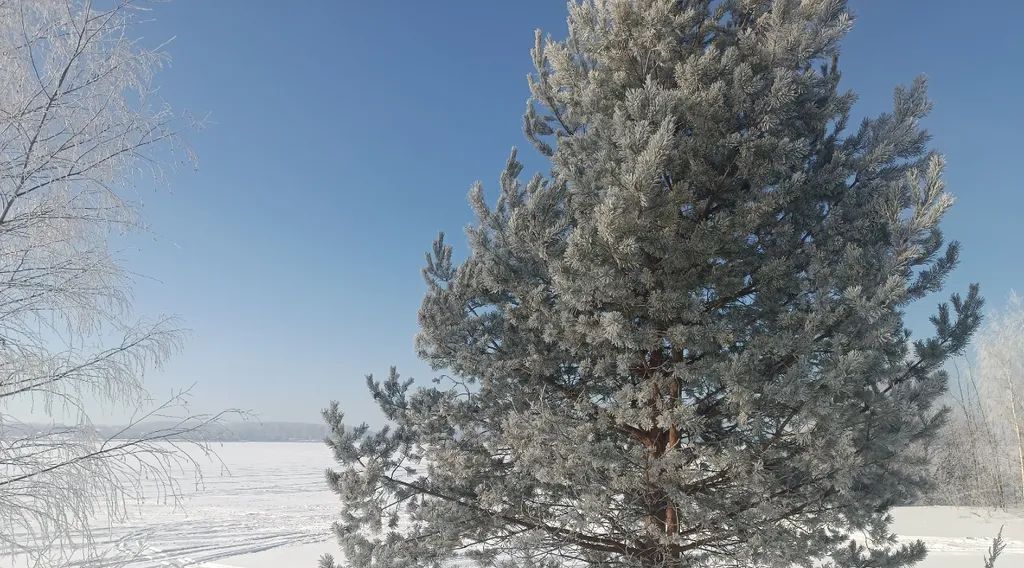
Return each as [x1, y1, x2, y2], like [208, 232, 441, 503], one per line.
[922, 360, 1013, 507]
[323, 1, 981, 566]
[0, 1, 226, 564]
[977, 295, 1024, 502]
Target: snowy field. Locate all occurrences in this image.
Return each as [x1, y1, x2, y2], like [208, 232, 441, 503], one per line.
[2, 442, 1021, 568]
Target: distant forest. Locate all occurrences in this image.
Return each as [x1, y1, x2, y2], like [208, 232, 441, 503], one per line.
[10, 421, 330, 443]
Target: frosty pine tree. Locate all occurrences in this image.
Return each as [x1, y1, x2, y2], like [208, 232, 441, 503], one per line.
[321, 1, 981, 566]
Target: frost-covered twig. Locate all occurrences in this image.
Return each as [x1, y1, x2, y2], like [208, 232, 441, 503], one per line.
[984, 526, 1006, 568]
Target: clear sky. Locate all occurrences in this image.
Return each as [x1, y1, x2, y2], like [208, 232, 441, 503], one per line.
[100, 1, 1024, 427]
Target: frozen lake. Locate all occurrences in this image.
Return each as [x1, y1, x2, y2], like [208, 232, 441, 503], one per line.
[2, 442, 1022, 567]
[0, 443, 338, 568]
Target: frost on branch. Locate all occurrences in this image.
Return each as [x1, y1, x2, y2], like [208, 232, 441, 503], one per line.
[0, 1, 233, 564]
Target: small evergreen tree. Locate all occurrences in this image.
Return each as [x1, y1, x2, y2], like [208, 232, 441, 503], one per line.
[322, 1, 981, 566]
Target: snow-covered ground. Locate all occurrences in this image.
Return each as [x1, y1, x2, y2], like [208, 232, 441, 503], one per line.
[2, 442, 1021, 567]
[888, 507, 1024, 567]
[0, 443, 337, 568]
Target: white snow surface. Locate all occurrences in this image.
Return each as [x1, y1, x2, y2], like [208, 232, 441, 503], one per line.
[2, 442, 1021, 567]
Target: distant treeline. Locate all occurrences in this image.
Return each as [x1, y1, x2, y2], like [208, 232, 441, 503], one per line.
[7, 421, 331, 443]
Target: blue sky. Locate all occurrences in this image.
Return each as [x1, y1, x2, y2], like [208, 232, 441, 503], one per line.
[102, 1, 1024, 427]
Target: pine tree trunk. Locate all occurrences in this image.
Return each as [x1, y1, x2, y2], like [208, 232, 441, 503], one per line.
[642, 347, 682, 566]
[665, 377, 680, 538]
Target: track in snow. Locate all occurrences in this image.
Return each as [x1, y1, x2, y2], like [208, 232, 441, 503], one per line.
[0, 442, 338, 568]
